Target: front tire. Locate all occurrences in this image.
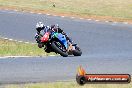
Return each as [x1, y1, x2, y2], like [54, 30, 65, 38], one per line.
[51, 41, 68, 57]
[72, 45, 82, 56]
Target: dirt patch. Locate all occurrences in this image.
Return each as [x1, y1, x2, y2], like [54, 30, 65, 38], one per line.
[0, 6, 132, 24]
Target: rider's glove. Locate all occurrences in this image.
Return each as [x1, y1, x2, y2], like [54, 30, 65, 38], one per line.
[35, 33, 39, 39]
[35, 33, 40, 43]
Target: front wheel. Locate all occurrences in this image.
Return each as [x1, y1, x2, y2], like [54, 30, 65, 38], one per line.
[72, 45, 82, 56]
[51, 41, 68, 57]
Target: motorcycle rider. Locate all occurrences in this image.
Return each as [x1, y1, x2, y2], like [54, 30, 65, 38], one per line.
[35, 22, 73, 50]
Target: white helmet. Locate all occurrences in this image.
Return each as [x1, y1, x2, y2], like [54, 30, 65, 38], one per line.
[36, 22, 44, 31]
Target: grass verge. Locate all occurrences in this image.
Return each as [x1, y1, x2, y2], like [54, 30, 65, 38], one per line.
[0, 0, 132, 22]
[3, 81, 132, 88]
[0, 38, 55, 56]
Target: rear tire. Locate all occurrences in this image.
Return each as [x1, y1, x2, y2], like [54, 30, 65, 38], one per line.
[51, 41, 68, 57]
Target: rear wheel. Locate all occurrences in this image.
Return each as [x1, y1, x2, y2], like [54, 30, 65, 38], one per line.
[51, 41, 68, 57]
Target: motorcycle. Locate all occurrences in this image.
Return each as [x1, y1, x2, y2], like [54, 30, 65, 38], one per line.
[35, 32, 82, 57]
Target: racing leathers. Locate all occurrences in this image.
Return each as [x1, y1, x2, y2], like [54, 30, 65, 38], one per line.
[35, 24, 73, 45]
[50, 24, 73, 44]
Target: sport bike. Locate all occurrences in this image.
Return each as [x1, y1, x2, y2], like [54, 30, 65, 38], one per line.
[35, 32, 82, 57]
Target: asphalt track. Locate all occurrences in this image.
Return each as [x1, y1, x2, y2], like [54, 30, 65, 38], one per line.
[0, 10, 132, 84]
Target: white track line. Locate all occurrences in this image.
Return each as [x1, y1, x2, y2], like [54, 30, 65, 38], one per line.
[0, 55, 57, 59]
[9, 39, 13, 41]
[61, 16, 65, 18]
[49, 55, 56, 56]
[95, 20, 99, 22]
[87, 19, 92, 21]
[105, 21, 109, 23]
[1, 9, 131, 25]
[5, 9, 8, 10]
[38, 13, 42, 15]
[0, 56, 42, 59]
[1, 37, 35, 44]
[46, 14, 50, 15]
[24, 42, 30, 44]
[30, 12, 34, 14]
[79, 18, 84, 20]
[31, 43, 36, 44]
[52, 15, 57, 16]
[123, 22, 128, 24]
[113, 22, 118, 24]
[14, 40, 18, 42]
[71, 17, 75, 19]
[4, 38, 8, 40]
[18, 41, 23, 43]
[14, 10, 18, 12]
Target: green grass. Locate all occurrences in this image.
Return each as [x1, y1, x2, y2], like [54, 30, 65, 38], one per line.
[4, 81, 132, 88]
[0, 0, 132, 20]
[0, 38, 55, 56]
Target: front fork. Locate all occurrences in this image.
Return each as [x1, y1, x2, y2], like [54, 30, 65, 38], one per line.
[67, 41, 77, 52]
[67, 41, 74, 52]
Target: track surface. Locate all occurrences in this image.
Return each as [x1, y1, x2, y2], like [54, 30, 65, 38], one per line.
[0, 10, 132, 84]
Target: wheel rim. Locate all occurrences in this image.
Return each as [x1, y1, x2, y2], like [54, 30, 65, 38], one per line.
[55, 42, 67, 52]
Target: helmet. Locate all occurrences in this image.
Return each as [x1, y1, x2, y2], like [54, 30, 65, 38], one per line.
[51, 24, 59, 32]
[55, 24, 59, 28]
[36, 22, 44, 32]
